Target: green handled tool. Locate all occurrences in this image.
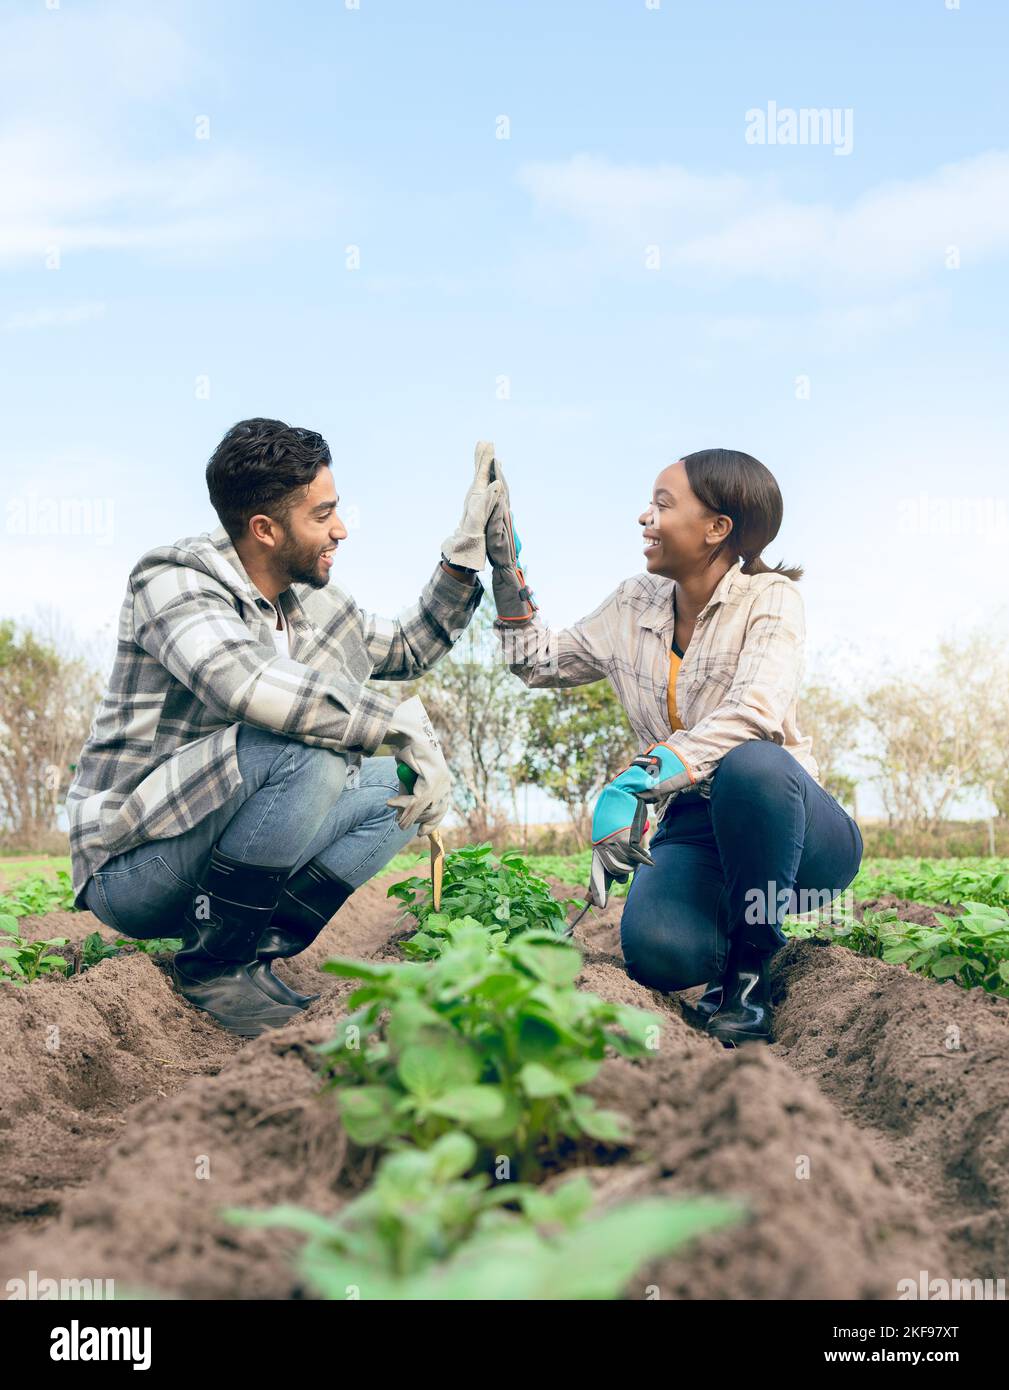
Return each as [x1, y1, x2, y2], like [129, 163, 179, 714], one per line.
[397, 762, 444, 911]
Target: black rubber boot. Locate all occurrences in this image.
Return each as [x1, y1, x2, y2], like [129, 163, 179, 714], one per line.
[255, 860, 355, 1007]
[694, 981, 724, 1019]
[172, 847, 304, 1038]
[706, 937, 776, 1046]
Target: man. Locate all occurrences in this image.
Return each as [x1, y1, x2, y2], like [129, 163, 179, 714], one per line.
[68, 419, 499, 1037]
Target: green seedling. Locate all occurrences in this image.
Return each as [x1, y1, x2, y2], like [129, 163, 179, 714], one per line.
[871, 900, 1009, 995]
[223, 1131, 745, 1300]
[318, 923, 661, 1177]
[0, 920, 70, 985]
[0, 869, 76, 920]
[388, 844, 579, 948]
[784, 895, 1009, 998]
[81, 931, 122, 969]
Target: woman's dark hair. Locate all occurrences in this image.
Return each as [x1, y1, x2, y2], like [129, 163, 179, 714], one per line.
[206, 417, 332, 542]
[681, 448, 803, 582]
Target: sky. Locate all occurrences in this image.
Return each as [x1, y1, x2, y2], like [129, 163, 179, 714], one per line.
[1, 0, 1007, 818]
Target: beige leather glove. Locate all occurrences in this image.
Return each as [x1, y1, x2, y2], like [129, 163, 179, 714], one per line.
[440, 441, 504, 571]
[384, 696, 453, 834]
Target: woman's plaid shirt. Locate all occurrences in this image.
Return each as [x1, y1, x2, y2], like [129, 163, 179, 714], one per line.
[498, 560, 820, 812]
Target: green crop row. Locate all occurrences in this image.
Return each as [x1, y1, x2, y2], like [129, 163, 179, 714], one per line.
[0, 869, 76, 920]
[783, 897, 1009, 997]
[850, 857, 1009, 910]
[225, 846, 744, 1299]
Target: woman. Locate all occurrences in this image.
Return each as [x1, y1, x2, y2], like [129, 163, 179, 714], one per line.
[484, 446, 863, 1045]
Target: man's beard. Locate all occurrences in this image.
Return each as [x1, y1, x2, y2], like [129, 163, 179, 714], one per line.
[276, 533, 329, 589]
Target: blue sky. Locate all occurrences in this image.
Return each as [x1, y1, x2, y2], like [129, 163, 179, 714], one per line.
[2, 0, 1008, 816]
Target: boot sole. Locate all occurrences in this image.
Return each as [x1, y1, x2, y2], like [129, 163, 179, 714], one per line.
[708, 1023, 773, 1046]
[198, 1009, 301, 1039]
[172, 975, 304, 1036]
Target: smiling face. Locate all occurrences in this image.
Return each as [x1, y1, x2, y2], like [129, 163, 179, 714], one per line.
[639, 459, 732, 578]
[270, 465, 348, 589]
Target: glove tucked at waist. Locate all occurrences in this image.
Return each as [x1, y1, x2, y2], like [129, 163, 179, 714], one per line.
[383, 696, 452, 835]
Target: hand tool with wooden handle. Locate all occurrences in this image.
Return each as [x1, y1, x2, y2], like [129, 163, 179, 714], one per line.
[396, 762, 445, 911]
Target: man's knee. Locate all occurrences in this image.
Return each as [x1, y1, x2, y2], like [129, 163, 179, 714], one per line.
[235, 725, 348, 797]
[359, 755, 403, 798]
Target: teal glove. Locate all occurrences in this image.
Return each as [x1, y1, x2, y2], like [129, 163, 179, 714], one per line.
[485, 456, 537, 624]
[632, 743, 695, 802]
[587, 746, 691, 907]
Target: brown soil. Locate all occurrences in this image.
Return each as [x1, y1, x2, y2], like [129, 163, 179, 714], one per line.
[1, 882, 1007, 1300]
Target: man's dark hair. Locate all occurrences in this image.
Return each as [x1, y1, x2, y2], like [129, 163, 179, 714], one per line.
[206, 417, 332, 542]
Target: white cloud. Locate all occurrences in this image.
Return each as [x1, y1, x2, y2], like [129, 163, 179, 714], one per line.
[0, 5, 194, 109]
[698, 288, 948, 352]
[2, 301, 107, 332]
[0, 7, 345, 268]
[518, 150, 1009, 287]
[0, 124, 328, 267]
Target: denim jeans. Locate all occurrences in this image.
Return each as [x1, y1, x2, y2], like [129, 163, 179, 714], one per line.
[620, 739, 864, 993]
[82, 724, 417, 938]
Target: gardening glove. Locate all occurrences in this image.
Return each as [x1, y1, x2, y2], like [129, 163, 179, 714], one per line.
[588, 763, 657, 907]
[587, 746, 692, 907]
[631, 742, 695, 802]
[485, 454, 537, 624]
[384, 696, 453, 834]
[440, 441, 503, 572]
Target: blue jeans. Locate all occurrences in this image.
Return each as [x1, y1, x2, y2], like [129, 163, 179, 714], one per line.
[620, 739, 864, 992]
[82, 725, 417, 939]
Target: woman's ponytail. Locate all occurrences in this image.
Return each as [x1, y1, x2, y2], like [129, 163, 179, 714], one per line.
[740, 550, 804, 582]
[681, 449, 804, 583]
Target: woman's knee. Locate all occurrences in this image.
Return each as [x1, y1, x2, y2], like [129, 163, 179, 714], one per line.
[620, 896, 715, 993]
[712, 739, 797, 805]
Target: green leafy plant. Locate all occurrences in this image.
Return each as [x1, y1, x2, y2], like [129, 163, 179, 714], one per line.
[0, 920, 70, 985]
[784, 894, 1009, 998]
[81, 930, 122, 969]
[388, 845, 579, 947]
[77, 932, 184, 972]
[0, 869, 76, 920]
[127, 936, 184, 956]
[851, 857, 1009, 911]
[317, 923, 661, 1177]
[870, 900, 1009, 995]
[223, 1131, 744, 1300]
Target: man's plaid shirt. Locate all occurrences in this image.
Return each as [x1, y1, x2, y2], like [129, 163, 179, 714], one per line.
[66, 524, 482, 906]
[499, 559, 820, 815]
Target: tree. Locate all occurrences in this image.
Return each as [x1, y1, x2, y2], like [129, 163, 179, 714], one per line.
[416, 606, 529, 841]
[519, 681, 637, 844]
[0, 618, 102, 845]
[859, 630, 1005, 833]
[796, 683, 861, 815]
[945, 629, 1009, 821]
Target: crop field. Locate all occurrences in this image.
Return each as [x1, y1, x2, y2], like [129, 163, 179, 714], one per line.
[2, 848, 1009, 1300]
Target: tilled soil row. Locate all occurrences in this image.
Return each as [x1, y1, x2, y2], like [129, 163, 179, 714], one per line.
[1, 885, 1006, 1299]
